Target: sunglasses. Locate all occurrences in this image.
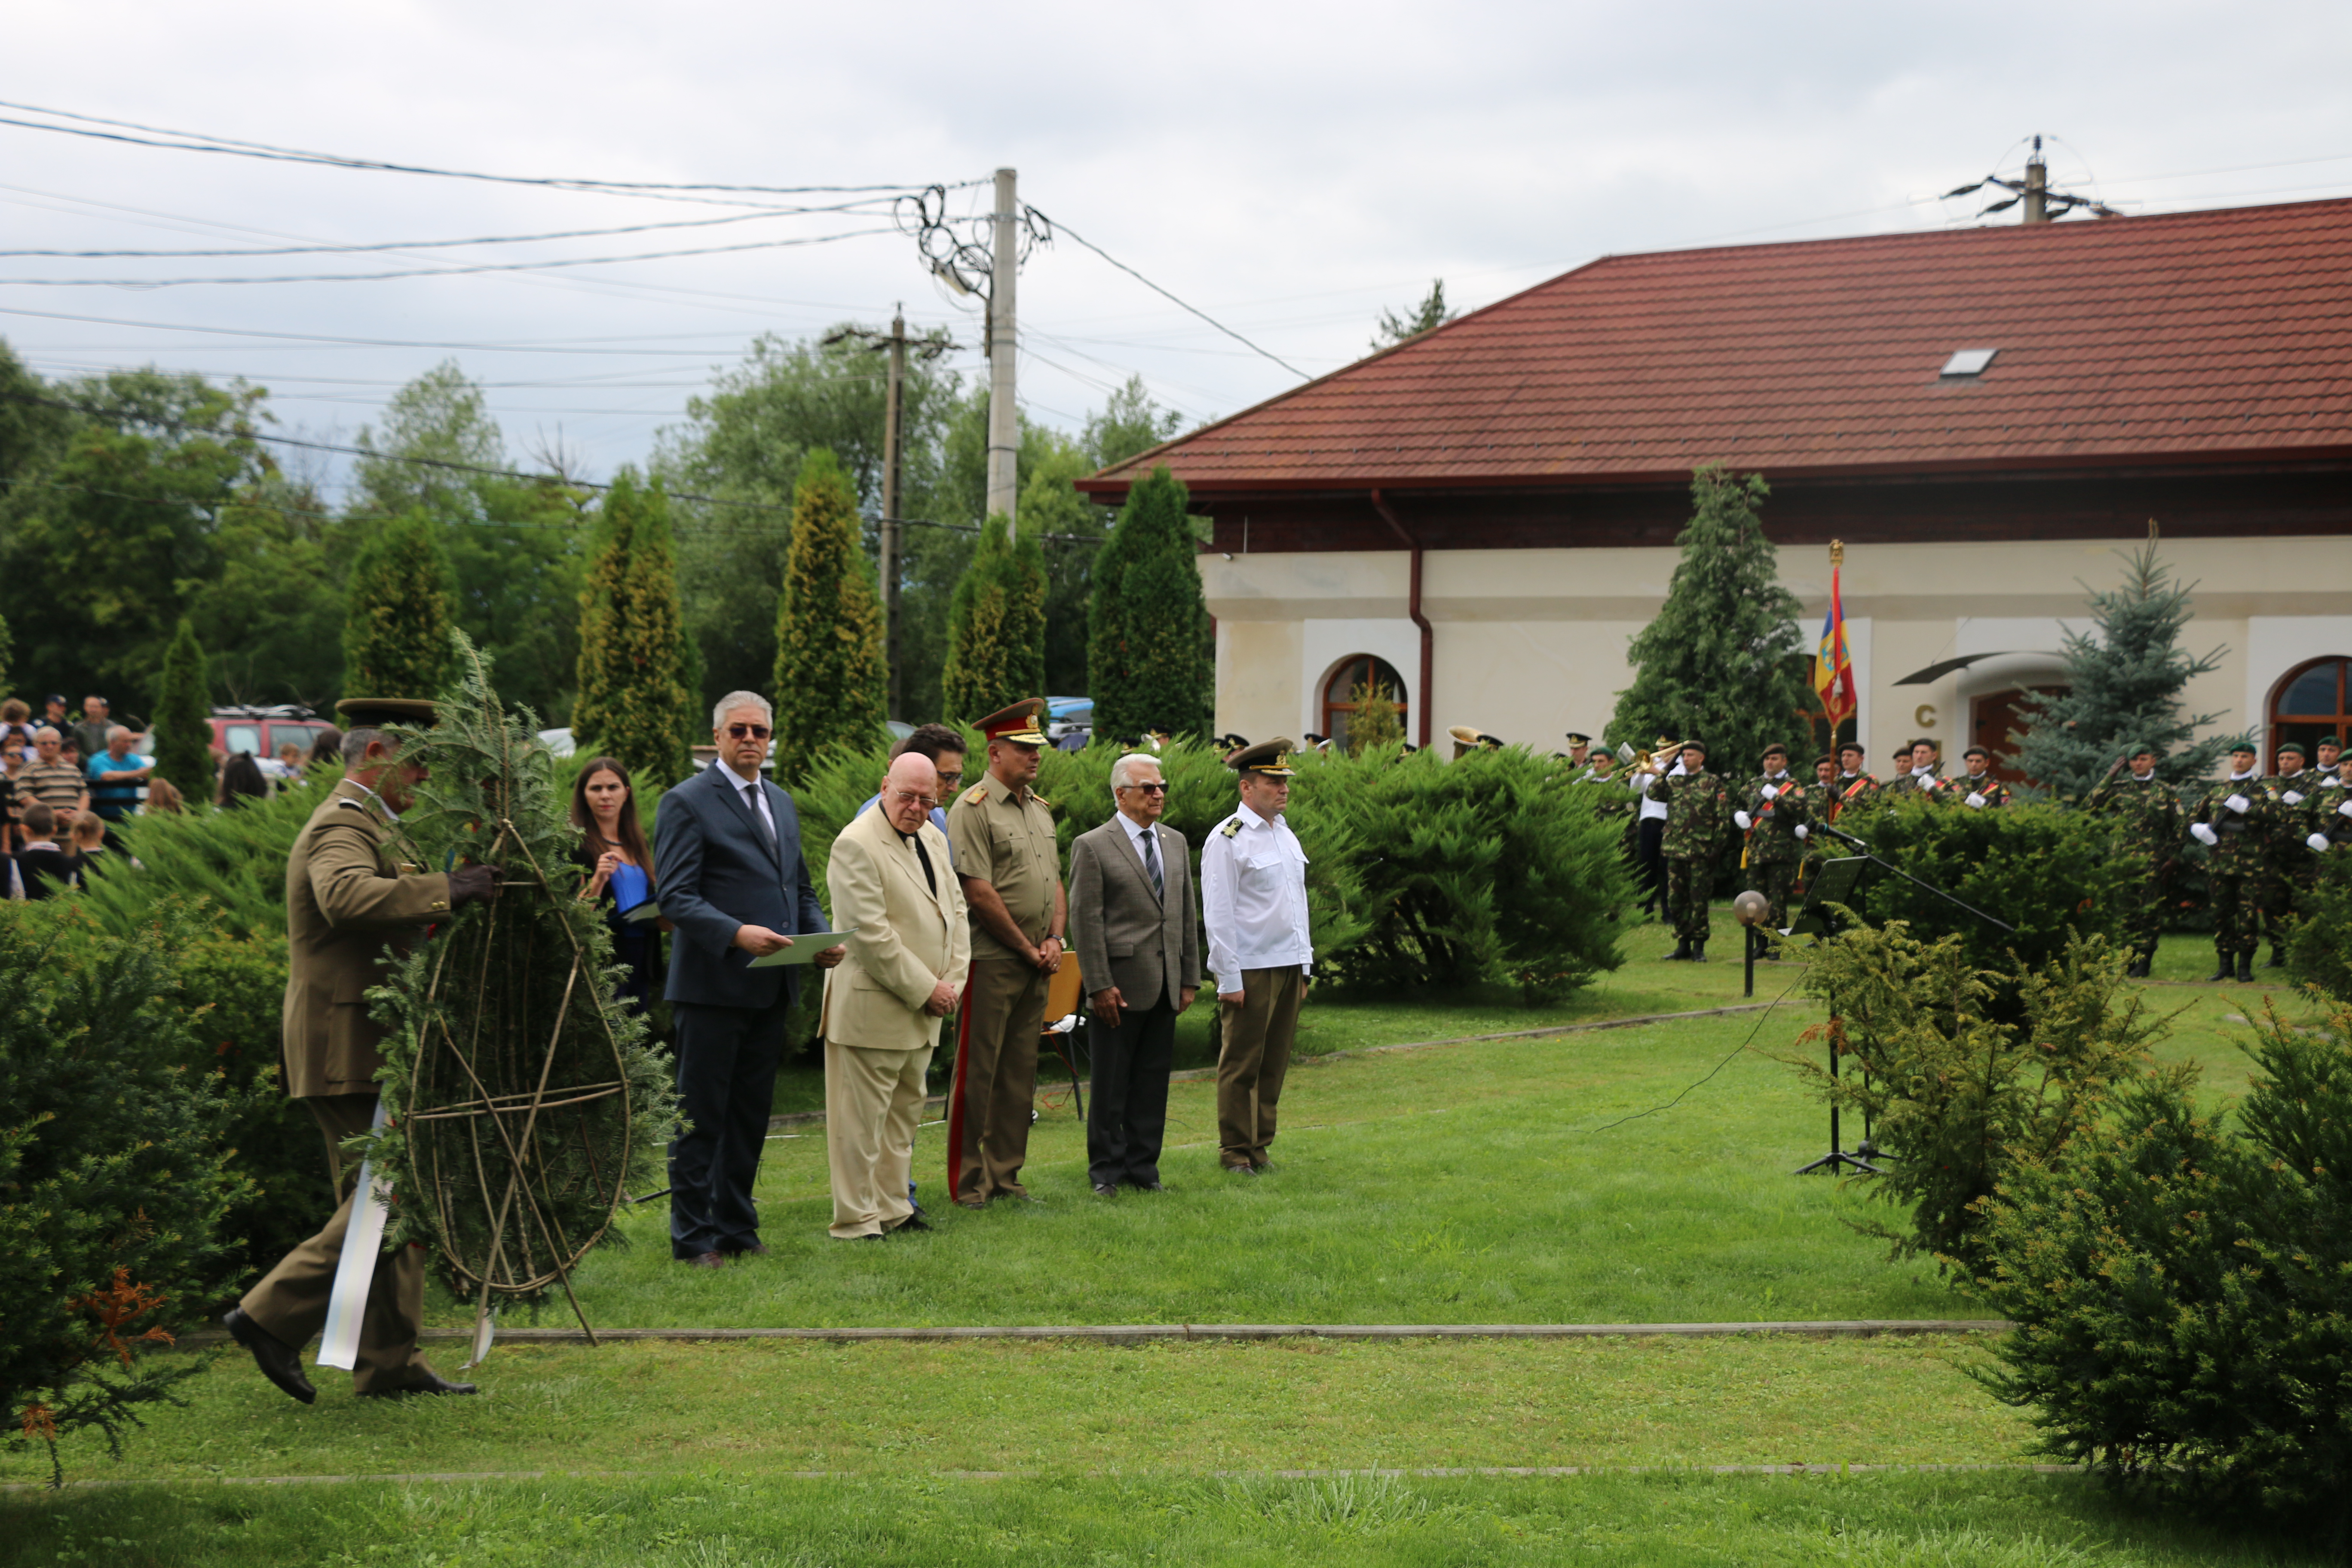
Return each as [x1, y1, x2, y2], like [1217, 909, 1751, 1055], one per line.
[1120, 781, 1170, 794]
[725, 723, 772, 740]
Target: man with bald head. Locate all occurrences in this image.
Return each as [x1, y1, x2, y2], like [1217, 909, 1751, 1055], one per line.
[821, 753, 969, 1239]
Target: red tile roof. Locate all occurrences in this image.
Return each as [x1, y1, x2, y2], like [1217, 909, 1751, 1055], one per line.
[1079, 197, 2352, 497]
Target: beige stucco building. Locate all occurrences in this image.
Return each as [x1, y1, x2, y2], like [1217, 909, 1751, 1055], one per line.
[1083, 198, 2352, 774]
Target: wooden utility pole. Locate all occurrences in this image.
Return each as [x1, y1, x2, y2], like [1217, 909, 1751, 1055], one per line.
[985, 166, 1019, 524]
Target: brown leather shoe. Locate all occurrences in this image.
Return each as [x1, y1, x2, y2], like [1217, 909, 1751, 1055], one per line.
[681, 1251, 726, 1269]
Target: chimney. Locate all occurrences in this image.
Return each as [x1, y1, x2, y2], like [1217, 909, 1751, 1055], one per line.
[2022, 135, 2049, 224]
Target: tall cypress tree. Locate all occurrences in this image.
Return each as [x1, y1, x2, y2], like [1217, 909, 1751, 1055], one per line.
[941, 512, 1047, 720]
[2015, 541, 2234, 796]
[1611, 465, 1810, 773]
[573, 472, 693, 781]
[1087, 465, 1213, 741]
[770, 448, 888, 783]
[150, 617, 211, 798]
[343, 510, 458, 699]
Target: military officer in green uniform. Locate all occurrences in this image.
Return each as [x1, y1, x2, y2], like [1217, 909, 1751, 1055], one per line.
[2187, 741, 2282, 983]
[221, 698, 500, 1403]
[1826, 741, 1879, 823]
[2260, 739, 2322, 967]
[1883, 738, 1948, 801]
[1648, 738, 1734, 962]
[1953, 745, 2012, 808]
[2086, 744, 2181, 978]
[944, 698, 1065, 1207]
[1732, 742, 1813, 931]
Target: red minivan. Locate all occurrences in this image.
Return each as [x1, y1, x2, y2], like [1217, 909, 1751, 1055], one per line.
[208, 705, 333, 761]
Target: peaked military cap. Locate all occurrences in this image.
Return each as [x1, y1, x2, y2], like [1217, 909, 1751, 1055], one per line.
[974, 698, 1048, 746]
[335, 697, 438, 729]
[1228, 738, 1296, 776]
[1448, 725, 1505, 750]
[1564, 731, 1592, 746]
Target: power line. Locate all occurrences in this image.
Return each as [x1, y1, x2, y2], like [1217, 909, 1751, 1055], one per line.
[0, 204, 897, 259]
[0, 226, 898, 287]
[0, 100, 979, 203]
[0, 304, 861, 356]
[1032, 211, 1311, 380]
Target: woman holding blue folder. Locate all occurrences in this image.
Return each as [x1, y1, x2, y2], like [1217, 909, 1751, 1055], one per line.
[571, 757, 667, 1014]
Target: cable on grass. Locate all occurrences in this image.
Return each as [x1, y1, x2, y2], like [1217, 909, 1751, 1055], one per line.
[1577, 968, 1810, 1137]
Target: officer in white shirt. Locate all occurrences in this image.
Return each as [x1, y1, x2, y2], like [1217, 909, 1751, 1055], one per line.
[1200, 739, 1312, 1175]
[1630, 732, 1678, 917]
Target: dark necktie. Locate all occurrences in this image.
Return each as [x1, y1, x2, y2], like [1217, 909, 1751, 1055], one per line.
[742, 782, 775, 847]
[1140, 826, 1164, 898]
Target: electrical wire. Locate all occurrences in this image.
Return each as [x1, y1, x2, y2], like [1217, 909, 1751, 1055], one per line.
[1576, 968, 1810, 1137]
[1034, 211, 1311, 380]
[0, 305, 856, 356]
[0, 204, 898, 259]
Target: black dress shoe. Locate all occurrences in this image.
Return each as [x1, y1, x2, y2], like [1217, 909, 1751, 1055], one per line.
[887, 1215, 933, 1234]
[361, 1370, 477, 1398]
[1136, 1181, 1167, 1192]
[728, 1241, 771, 1257]
[223, 1307, 315, 1406]
[680, 1251, 726, 1269]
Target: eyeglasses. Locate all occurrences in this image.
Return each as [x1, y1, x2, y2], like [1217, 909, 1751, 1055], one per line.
[936, 770, 964, 788]
[1120, 781, 1170, 794]
[725, 723, 772, 740]
[885, 790, 939, 810]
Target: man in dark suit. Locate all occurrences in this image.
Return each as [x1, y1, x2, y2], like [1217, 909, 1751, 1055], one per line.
[653, 690, 845, 1267]
[1068, 750, 1200, 1195]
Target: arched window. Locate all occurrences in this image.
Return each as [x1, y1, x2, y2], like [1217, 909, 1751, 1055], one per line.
[1321, 655, 1408, 751]
[2272, 656, 2352, 767]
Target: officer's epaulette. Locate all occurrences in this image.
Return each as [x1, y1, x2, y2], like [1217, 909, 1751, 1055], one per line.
[1031, 793, 1054, 810]
[1219, 817, 1243, 839]
[961, 784, 989, 806]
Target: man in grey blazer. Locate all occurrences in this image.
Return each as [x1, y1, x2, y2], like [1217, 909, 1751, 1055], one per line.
[653, 690, 843, 1266]
[1068, 750, 1200, 1194]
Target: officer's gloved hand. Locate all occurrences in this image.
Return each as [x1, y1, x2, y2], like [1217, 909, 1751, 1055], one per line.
[2310, 833, 2332, 854]
[2190, 822, 2220, 847]
[1793, 824, 1809, 840]
[1759, 784, 1779, 800]
[2225, 793, 2251, 815]
[2284, 790, 2304, 805]
[448, 864, 504, 908]
[1966, 792, 1987, 809]
[1733, 811, 1753, 830]
[2339, 799, 2352, 819]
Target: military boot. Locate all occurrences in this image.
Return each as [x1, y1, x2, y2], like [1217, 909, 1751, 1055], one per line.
[1665, 938, 1691, 962]
[2237, 954, 2257, 983]
[2205, 951, 2233, 983]
[1690, 941, 1709, 963]
[2266, 948, 2287, 969]
[2125, 957, 2150, 980]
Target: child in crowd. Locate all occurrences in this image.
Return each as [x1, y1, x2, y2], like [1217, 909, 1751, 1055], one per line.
[14, 802, 76, 900]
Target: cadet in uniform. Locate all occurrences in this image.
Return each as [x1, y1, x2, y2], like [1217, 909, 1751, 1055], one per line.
[1953, 745, 2012, 808]
[222, 698, 499, 1403]
[945, 698, 1065, 1207]
[1648, 738, 1733, 962]
[1732, 742, 1813, 931]
[1202, 741, 1313, 1173]
[1883, 738, 1946, 801]
[1828, 741, 1878, 822]
[2261, 740, 2321, 968]
[2187, 742, 2282, 983]
[2086, 745, 2181, 978]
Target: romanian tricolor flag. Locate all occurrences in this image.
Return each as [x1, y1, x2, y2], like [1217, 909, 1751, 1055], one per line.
[1813, 545, 1857, 731]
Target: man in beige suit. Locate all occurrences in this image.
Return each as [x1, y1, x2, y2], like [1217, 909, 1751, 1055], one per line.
[1068, 750, 1200, 1196]
[223, 697, 499, 1403]
[822, 753, 970, 1239]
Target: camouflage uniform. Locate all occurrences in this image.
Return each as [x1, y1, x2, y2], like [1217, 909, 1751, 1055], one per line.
[2187, 772, 2283, 969]
[2085, 769, 2182, 968]
[1882, 766, 1949, 803]
[1648, 765, 1734, 950]
[1951, 772, 2012, 808]
[1736, 770, 1813, 928]
[2261, 764, 2323, 962]
[1825, 771, 1879, 822]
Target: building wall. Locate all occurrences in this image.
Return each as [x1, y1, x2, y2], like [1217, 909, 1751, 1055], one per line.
[1203, 534, 2351, 763]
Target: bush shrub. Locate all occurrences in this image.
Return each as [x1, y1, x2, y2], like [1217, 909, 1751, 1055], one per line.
[1974, 995, 2352, 1535]
[1788, 922, 2163, 1273]
[0, 903, 270, 1484]
[2286, 850, 2352, 1001]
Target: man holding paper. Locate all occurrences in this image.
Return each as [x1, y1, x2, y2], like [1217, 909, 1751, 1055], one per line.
[654, 691, 845, 1267]
[223, 697, 499, 1403]
[821, 753, 968, 1239]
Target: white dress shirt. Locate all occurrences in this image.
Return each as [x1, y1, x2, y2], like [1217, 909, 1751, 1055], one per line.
[1200, 806, 1312, 994]
[1638, 760, 1684, 822]
[719, 756, 777, 843]
[1118, 810, 1161, 878]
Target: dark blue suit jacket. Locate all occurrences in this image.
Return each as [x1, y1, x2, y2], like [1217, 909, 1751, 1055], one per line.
[653, 763, 830, 1010]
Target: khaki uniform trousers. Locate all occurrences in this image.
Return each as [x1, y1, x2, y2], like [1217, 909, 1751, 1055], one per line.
[948, 959, 1047, 1204]
[826, 1040, 932, 1238]
[239, 1092, 431, 1396]
[1217, 965, 1303, 1169]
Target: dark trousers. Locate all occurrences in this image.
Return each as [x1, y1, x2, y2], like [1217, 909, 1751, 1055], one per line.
[669, 998, 789, 1258]
[1087, 995, 1177, 1188]
[1637, 818, 1668, 911]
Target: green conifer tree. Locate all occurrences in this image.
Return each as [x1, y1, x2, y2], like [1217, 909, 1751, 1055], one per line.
[573, 472, 693, 780]
[2015, 540, 2234, 796]
[1611, 465, 1810, 773]
[1087, 465, 1213, 741]
[150, 617, 211, 798]
[770, 448, 888, 782]
[342, 510, 458, 700]
[941, 512, 1048, 720]
[1347, 678, 1405, 754]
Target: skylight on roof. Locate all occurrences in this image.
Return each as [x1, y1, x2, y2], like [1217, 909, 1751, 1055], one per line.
[1940, 348, 1999, 378]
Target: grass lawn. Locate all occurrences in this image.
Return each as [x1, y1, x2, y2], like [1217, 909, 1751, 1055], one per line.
[5, 914, 2328, 1562]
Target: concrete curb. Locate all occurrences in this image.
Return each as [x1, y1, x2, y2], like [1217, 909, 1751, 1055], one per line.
[415, 1318, 2007, 1345]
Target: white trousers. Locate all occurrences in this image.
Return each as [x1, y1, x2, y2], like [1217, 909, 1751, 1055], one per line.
[825, 1039, 932, 1239]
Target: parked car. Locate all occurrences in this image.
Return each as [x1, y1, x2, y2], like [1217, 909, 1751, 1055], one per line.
[208, 704, 332, 762]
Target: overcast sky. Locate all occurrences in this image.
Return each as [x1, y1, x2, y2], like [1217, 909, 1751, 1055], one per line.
[10, 1, 2352, 496]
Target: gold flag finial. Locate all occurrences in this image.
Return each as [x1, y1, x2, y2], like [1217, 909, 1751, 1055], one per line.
[1830, 539, 1845, 567]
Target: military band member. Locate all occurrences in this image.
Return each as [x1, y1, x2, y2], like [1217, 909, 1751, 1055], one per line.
[945, 698, 1064, 1207]
[2086, 745, 2181, 978]
[1648, 739, 1733, 962]
[1732, 742, 1813, 930]
[1202, 741, 1313, 1174]
[1631, 732, 1678, 918]
[2262, 740, 2321, 967]
[224, 698, 499, 1403]
[2187, 742, 2282, 983]
[1954, 746, 2012, 808]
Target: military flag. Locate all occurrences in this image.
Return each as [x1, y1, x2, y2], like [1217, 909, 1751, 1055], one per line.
[1813, 541, 1857, 731]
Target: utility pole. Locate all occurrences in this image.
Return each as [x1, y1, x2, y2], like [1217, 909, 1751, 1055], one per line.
[2022, 138, 2049, 224]
[881, 307, 906, 717]
[985, 166, 1019, 524]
